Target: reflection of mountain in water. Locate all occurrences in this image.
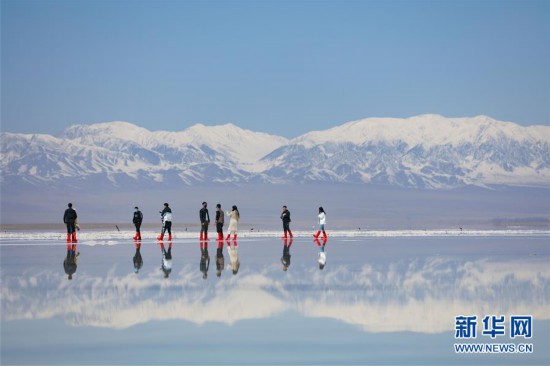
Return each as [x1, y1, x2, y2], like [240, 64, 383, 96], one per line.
[2, 257, 549, 333]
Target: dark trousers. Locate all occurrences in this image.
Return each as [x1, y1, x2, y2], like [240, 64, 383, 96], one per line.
[283, 221, 290, 232]
[134, 223, 141, 233]
[66, 249, 76, 259]
[216, 223, 223, 233]
[162, 221, 172, 235]
[201, 222, 209, 233]
[66, 223, 75, 234]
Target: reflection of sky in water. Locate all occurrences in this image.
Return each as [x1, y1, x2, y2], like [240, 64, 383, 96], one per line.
[1, 237, 549, 365]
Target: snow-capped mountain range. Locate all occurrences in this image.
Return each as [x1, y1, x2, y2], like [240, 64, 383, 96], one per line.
[1, 115, 549, 190]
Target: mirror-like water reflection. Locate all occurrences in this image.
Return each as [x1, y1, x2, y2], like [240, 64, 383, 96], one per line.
[1, 236, 549, 365]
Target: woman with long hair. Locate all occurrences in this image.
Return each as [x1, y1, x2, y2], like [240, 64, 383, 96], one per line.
[313, 206, 327, 239]
[225, 205, 240, 241]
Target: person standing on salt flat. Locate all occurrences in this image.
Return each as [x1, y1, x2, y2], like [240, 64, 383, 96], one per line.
[132, 206, 143, 240]
[200, 202, 210, 241]
[215, 203, 224, 241]
[157, 203, 172, 241]
[313, 207, 327, 240]
[63, 203, 78, 243]
[225, 205, 240, 241]
[280, 205, 293, 239]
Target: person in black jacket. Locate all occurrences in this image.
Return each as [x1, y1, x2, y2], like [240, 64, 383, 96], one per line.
[63, 203, 78, 243]
[215, 203, 224, 241]
[132, 206, 143, 240]
[200, 202, 210, 241]
[280, 205, 293, 239]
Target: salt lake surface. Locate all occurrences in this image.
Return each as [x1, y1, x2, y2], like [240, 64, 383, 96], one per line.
[1, 231, 549, 365]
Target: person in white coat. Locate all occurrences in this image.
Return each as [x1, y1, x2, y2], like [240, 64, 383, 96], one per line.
[313, 207, 327, 239]
[225, 205, 240, 241]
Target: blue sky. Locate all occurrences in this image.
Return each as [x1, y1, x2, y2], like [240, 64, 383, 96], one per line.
[2, 0, 549, 137]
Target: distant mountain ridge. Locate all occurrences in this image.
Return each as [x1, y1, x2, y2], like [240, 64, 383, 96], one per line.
[1, 115, 549, 190]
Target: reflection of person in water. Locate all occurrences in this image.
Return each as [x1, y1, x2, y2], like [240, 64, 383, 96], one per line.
[215, 239, 224, 277]
[227, 239, 240, 275]
[314, 236, 328, 270]
[63, 243, 80, 280]
[159, 241, 172, 278]
[133, 240, 143, 273]
[200, 240, 210, 279]
[226, 233, 239, 275]
[281, 237, 293, 271]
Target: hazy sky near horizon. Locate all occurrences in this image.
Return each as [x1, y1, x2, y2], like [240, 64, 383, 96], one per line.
[2, 0, 549, 137]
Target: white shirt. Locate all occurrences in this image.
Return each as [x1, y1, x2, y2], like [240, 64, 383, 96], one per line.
[318, 212, 326, 225]
[162, 258, 172, 270]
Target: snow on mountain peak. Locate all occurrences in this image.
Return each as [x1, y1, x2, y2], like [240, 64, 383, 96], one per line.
[173, 123, 289, 164]
[62, 121, 150, 138]
[292, 115, 549, 148]
[57, 120, 290, 168]
[2, 115, 549, 190]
